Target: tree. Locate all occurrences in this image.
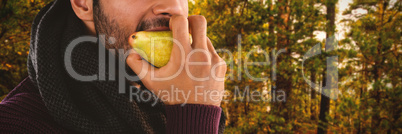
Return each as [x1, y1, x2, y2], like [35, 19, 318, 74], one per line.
[0, 0, 53, 100]
[317, 0, 337, 133]
[342, 0, 401, 133]
[191, 0, 330, 133]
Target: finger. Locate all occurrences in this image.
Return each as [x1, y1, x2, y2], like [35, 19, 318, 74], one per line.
[188, 15, 208, 50]
[126, 51, 154, 87]
[208, 37, 226, 78]
[207, 37, 220, 58]
[169, 15, 191, 65]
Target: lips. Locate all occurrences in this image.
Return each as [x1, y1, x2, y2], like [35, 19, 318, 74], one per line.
[144, 27, 170, 32]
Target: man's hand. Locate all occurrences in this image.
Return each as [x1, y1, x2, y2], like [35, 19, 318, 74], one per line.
[126, 15, 227, 106]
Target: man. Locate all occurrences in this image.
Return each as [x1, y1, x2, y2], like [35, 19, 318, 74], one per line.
[0, 0, 227, 133]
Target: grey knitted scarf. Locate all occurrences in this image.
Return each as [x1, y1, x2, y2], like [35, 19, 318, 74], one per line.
[27, 0, 225, 133]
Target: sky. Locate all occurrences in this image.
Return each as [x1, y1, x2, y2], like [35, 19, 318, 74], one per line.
[315, 0, 398, 41]
[191, 0, 380, 41]
[315, 0, 355, 41]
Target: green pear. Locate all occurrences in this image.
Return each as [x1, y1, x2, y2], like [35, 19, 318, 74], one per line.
[128, 31, 192, 68]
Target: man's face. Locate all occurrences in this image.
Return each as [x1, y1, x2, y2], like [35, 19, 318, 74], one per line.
[93, 0, 189, 50]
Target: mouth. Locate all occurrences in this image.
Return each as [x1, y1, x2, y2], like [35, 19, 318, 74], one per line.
[129, 26, 171, 41]
[144, 27, 170, 32]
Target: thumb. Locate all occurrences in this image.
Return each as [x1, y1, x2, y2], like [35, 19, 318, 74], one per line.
[126, 51, 153, 84]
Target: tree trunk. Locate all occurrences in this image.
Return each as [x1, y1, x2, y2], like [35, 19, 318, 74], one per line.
[310, 70, 316, 121]
[317, 0, 336, 133]
[370, 1, 386, 133]
[274, 0, 292, 124]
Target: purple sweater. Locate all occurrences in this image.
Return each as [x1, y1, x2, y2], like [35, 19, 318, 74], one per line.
[0, 78, 222, 133]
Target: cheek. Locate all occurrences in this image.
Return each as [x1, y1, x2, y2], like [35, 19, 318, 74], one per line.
[103, 0, 151, 32]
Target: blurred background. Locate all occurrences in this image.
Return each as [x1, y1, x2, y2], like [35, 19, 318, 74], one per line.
[1, 0, 401, 133]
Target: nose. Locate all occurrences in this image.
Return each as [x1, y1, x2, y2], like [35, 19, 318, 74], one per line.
[152, 0, 185, 17]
